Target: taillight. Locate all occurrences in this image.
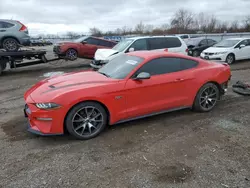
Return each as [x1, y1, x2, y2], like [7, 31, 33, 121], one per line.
[17, 21, 27, 31]
[185, 48, 188, 53]
[164, 48, 168, 52]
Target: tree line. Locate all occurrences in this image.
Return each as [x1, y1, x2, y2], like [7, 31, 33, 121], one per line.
[89, 9, 250, 37]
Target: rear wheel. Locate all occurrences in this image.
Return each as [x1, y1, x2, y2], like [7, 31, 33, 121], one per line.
[66, 49, 78, 61]
[2, 38, 19, 51]
[225, 53, 235, 64]
[193, 83, 220, 112]
[65, 102, 108, 140]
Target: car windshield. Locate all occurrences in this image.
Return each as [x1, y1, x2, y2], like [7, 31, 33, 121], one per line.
[213, 39, 240, 47]
[73, 36, 89, 43]
[98, 54, 144, 79]
[112, 39, 134, 52]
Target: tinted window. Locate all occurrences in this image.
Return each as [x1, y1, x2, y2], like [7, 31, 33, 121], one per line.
[179, 58, 198, 70]
[98, 54, 144, 79]
[238, 39, 249, 46]
[207, 39, 216, 45]
[165, 37, 182, 48]
[0, 21, 14, 28]
[86, 37, 100, 45]
[148, 38, 166, 50]
[180, 35, 189, 39]
[199, 39, 207, 46]
[98, 40, 112, 47]
[129, 39, 148, 51]
[133, 57, 181, 76]
[148, 37, 181, 50]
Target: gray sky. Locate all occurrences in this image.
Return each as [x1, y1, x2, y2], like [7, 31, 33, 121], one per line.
[0, 0, 249, 36]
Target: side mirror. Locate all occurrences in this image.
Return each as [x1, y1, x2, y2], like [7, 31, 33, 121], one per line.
[133, 72, 151, 80]
[128, 47, 134, 52]
[239, 44, 245, 49]
[82, 41, 87, 44]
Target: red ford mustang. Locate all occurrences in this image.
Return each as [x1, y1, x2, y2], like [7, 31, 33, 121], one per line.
[24, 51, 231, 140]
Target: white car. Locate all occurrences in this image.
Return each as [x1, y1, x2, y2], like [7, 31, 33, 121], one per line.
[90, 36, 188, 69]
[200, 38, 250, 64]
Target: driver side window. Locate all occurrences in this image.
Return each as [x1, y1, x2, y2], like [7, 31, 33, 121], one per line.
[199, 39, 207, 46]
[132, 57, 181, 78]
[128, 39, 148, 51]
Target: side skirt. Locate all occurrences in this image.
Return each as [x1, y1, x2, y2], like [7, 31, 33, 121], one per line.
[113, 106, 191, 125]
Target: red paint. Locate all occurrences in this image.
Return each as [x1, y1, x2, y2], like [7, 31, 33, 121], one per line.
[24, 51, 231, 135]
[57, 37, 117, 59]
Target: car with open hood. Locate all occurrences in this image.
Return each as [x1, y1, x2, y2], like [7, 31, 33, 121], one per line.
[24, 50, 231, 140]
[200, 38, 250, 64]
[53, 36, 117, 60]
[90, 36, 188, 69]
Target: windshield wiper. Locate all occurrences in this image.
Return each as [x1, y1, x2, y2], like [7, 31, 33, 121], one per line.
[98, 71, 110, 77]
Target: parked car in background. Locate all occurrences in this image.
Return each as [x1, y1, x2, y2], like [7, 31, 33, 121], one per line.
[90, 36, 188, 69]
[0, 19, 30, 51]
[200, 38, 250, 64]
[24, 51, 231, 140]
[187, 37, 217, 57]
[53, 36, 117, 60]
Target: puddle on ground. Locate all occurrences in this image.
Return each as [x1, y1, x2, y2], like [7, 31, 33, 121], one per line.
[42, 71, 64, 78]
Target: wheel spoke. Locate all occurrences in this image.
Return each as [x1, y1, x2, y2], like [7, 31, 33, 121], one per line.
[88, 108, 95, 117]
[76, 113, 85, 119]
[73, 119, 85, 123]
[92, 113, 101, 119]
[75, 124, 83, 131]
[88, 122, 97, 129]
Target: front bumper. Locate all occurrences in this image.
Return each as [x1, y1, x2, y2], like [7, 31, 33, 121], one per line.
[90, 59, 106, 69]
[200, 53, 227, 62]
[24, 103, 64, 136]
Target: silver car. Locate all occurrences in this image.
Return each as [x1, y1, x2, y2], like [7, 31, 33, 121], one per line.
[0, 19, 30, 51]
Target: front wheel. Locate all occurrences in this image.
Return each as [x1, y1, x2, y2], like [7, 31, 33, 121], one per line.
[193, 50, 200, 57]
[65, 102, 108, 140]
[193, 83, 220, 112]
[226, 54, 235, 64]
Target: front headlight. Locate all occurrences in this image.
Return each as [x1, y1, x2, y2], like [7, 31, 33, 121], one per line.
[214, 52, 227, 55]
[35, 103, 61, 109]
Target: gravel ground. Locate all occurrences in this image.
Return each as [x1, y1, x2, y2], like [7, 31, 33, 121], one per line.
[0, 58, 250, 188]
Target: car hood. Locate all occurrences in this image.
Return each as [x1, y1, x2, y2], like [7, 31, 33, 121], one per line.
[94, 48, 120, 60]
[203, 47, 230, 53]
[24, 71, 116, 102]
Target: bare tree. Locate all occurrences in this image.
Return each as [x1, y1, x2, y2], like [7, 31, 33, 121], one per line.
[170, 9, 194, 33]
[144, 24, 154, 34]
[89, 27, 102, 37]
[243, 15, 250, 31]
[134, 21, 146, 34]
[229, 20, 239, 32]
[206, 15, 218, 33]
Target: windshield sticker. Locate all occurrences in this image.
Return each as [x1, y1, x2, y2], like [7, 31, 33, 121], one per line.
[125, 60, 138, 65]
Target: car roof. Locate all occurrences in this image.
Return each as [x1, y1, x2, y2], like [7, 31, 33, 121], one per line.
[127, 50, 188, 59]
[126, 35, 180, 40]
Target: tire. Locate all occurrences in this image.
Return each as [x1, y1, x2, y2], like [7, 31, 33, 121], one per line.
[2, 38, 19, 52]
[65, 102, 108, 140]
[193, 83, 220, 112]
[225, 53, 235, 64]
[193, 50, 200, 57]
[66, 49, 78, 61]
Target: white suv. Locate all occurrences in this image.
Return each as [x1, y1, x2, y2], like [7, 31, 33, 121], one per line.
[90, 36, 188, 68]
[200, 38, 250, 64]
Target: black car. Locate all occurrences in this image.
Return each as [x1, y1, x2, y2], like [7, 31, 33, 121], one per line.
[187, 37, 217, 57]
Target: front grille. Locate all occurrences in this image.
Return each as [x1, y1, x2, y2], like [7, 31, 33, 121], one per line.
[204, 52, 214, 55]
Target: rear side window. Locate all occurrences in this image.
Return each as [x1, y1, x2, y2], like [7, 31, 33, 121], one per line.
[148, 37, 182, 50]
[165, 37, 182, 48]
[179, 58, 198, 70]
[0, 21, 14, 28]
[98, 39, 115, 47]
